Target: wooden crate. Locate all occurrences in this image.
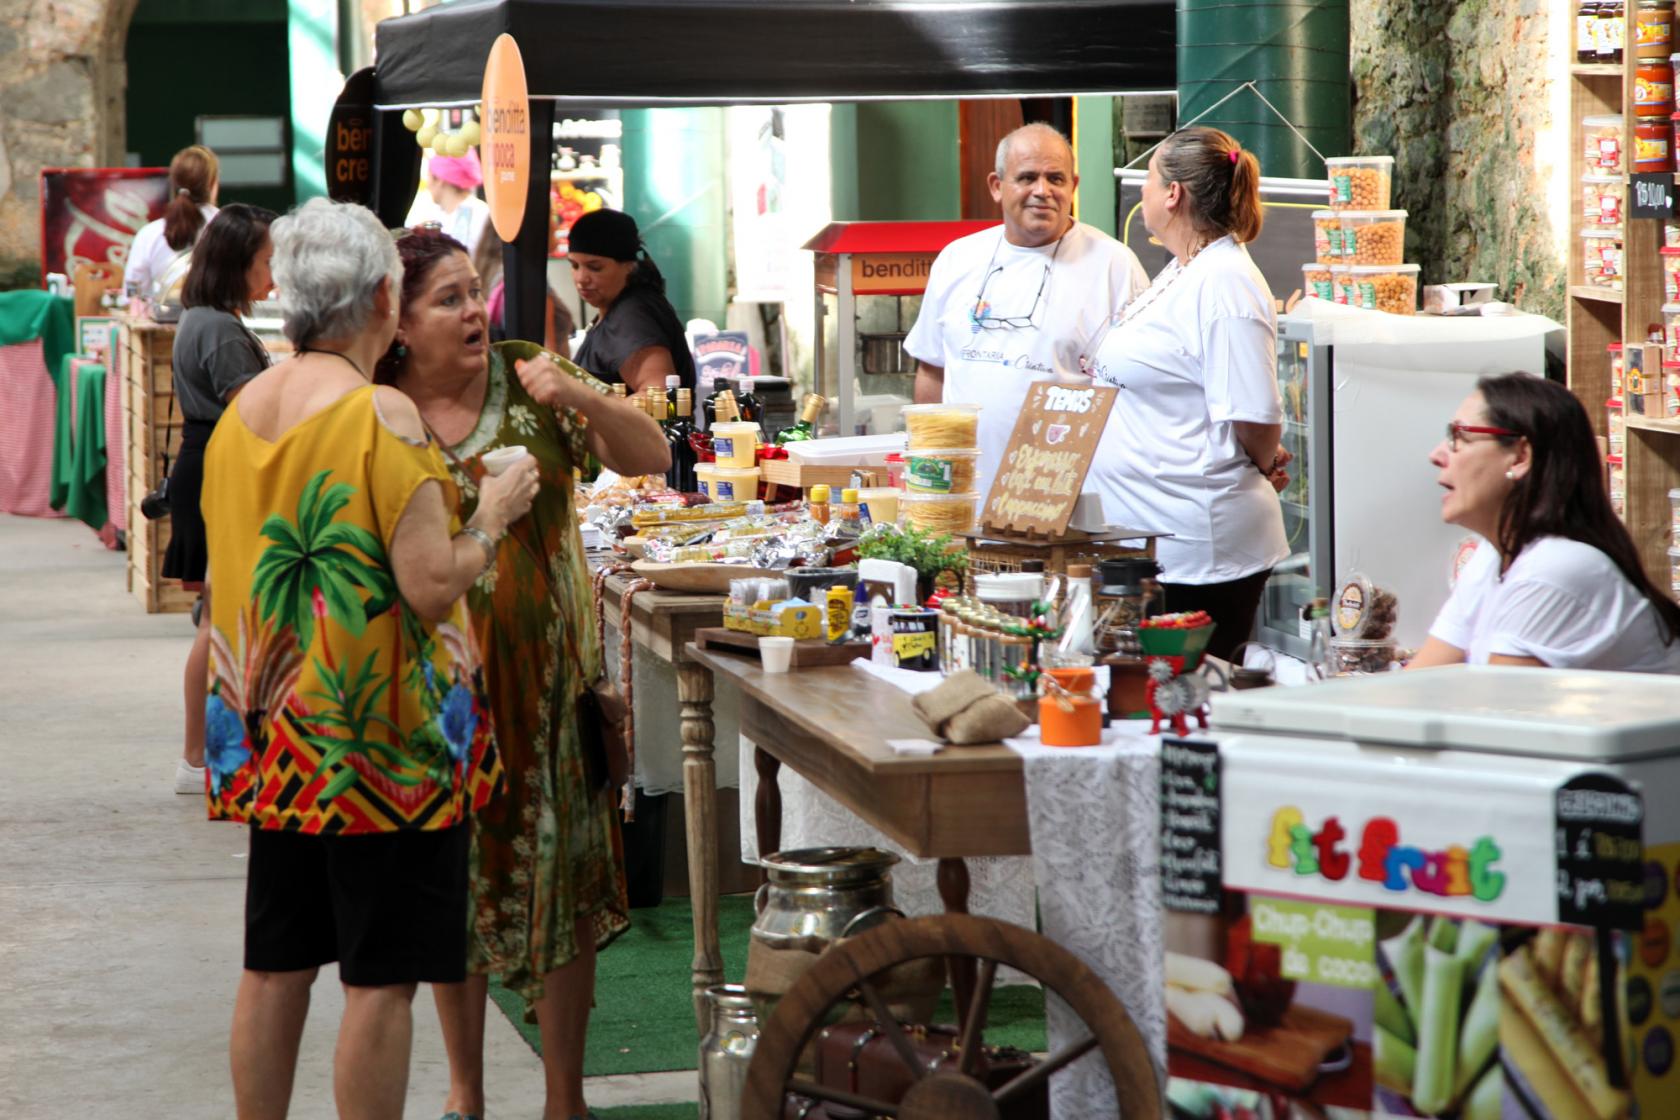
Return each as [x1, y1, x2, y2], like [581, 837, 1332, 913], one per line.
[120, 318, 194, 614]
[759, 457, 887, 496]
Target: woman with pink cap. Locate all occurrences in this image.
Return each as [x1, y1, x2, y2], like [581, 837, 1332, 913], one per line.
[409, 148, 492, 258]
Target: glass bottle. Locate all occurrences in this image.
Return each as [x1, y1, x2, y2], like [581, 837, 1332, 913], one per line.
[668, 388, 698, 492]
[1306, 596, 1334, 680]
[736, 376, 765, 435]
[775, 393, 827, 445]
[703, 379, 735, 429]
[807, 483, 831, 526]
[665, 374, 680, 422]
[826, 487, 867, 540]
[647, 386, 670, 428]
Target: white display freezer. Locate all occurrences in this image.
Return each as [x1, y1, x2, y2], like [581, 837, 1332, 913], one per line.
[1154, 666, 1679, 1120]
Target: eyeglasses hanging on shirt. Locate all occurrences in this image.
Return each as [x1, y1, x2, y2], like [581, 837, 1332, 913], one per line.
[969, 233, 1064, 330]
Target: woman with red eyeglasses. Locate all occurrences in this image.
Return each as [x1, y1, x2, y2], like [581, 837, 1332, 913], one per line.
[1409, 373, 1680, 672]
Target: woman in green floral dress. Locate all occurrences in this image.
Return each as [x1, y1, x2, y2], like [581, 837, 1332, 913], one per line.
[378, 230, 671, 1120]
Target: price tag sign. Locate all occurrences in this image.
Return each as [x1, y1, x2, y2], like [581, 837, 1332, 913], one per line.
[1160, 737, 1222, 914]
[1555, 772, 1644, 930]
[1630, 173, 1675, 220]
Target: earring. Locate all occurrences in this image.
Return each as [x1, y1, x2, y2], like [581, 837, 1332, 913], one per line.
[395, 343, 408, 360]
[1504, 469, 1516, 480]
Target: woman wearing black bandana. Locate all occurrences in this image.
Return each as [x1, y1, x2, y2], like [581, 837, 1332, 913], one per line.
[567, 208, 697, 394]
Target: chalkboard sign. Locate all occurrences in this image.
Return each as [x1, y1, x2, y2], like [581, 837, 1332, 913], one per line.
[981, 381, 1116, 537]
[1555, 772, 1644, 931]
[325, 68, 377, 207]
[1160, 737, 1223, 914]
[1631, 173, 1675, 220]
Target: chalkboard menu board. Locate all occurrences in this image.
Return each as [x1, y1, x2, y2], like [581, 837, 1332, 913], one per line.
[1554, 771, 1644, 931]
[1161, 737, 1223, 914]
[981, 381, 1116, 537]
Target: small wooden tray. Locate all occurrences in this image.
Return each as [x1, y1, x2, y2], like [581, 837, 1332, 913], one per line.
[1167, 1003, 1353, 1092]
[695, 626, 870, 667]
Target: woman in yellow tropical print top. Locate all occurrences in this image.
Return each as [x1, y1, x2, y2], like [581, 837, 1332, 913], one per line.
[201, 199, 539, 1120]
[380, 228, 671, 1120]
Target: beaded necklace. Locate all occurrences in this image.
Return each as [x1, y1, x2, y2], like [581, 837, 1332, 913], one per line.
[1079, 234, 1228, 381]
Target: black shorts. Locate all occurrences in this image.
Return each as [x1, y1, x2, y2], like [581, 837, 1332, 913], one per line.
[244, 824, 469, 987]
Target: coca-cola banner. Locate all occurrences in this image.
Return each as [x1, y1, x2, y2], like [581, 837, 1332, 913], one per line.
[38, 167, 170, 282]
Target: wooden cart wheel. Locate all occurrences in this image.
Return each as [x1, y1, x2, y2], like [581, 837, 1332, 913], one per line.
[742, 913, 1160, 1120]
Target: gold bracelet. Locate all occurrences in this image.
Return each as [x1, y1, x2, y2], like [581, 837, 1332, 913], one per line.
[459, 526, 498, 574]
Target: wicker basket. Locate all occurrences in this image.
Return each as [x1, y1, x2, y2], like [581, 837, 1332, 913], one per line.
[958, 527, 1163, 595]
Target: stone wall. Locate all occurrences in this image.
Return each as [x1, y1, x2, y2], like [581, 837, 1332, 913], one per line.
[0, 0, 137, 285]
[1351, 0, 1566, 320]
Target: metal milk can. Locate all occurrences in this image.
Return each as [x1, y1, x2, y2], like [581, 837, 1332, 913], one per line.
[698, 983, 758, 1120]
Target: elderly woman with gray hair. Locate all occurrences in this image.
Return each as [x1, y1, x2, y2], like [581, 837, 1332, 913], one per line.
[199, 197, 534, 1120]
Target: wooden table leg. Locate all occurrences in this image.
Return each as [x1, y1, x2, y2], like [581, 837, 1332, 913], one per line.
[754, 742, 782, 859]
[937, 857, 977, 1027]
[678, 660, 723, 1033]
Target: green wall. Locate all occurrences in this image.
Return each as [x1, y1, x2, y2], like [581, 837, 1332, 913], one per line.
[622, 108, 730, 326]
[831, 102, 960, 221]
[1074, 96, 1117, 236]
[125, 0, 293, 214]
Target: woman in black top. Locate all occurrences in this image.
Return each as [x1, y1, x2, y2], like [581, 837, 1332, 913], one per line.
[167, 203, 276, 794]
[568, 208, 696, 393]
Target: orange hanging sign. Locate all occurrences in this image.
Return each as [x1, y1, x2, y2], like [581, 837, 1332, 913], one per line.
[479, 34, 531, 242]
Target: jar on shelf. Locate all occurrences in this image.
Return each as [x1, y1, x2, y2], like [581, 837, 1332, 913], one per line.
[1582, 227, 1626, 289]
[1601, 0, 1627, 63]
[1610, 340, 1626, 397]
[1635, 57, 1674, 116]
[1638, 0, 1675, 57]
[1664, 246, 1680, 300]
[1608, 396, 1627, 458]
[1638, 116, 1676, 168]
[1581, 0, 1603, 61]
[1664, 360, 1680, 415]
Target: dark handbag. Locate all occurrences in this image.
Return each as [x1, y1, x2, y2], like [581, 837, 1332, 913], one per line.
[140, 390, 177, 520]
[813, 1021, 1047, 1120]
[576, 675, 630, 793]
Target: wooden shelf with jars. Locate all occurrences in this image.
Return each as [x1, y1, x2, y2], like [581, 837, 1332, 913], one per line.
[1567, 1, 1680, 584]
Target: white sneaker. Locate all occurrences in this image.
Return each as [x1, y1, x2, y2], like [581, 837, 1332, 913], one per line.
[174, 759, 206, 795]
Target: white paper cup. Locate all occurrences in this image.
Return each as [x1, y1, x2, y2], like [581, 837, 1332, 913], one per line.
[481, 445, 530, 476]
[759, 636, 795, 673]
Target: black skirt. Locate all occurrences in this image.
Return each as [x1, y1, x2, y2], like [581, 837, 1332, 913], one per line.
[162, 419, 216, 583]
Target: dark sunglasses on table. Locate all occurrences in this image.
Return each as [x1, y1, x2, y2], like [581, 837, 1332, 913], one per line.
[1446, 421, 1519, 451]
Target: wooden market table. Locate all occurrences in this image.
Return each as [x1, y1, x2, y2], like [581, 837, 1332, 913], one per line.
[678, 643, 1032, 1029]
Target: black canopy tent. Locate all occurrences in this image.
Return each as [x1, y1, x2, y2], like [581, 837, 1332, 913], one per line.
[368, 0, 1175, 342]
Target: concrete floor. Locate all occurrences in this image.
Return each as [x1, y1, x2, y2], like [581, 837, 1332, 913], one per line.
[0, 514, 696, 1118]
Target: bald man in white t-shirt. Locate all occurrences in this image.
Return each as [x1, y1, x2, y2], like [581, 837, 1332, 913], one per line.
[904, 123, 1148, 502]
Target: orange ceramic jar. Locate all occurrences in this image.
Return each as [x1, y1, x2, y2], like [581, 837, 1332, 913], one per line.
[1038, 667, 1103, 747]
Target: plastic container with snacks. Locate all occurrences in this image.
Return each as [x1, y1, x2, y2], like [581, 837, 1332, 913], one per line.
[694, 462, 716, 500]
[1302, 264, 1334, 300]
[1608, 397, 1626, 457]
[1333, 573, 1399, 641]
[1664, 360, 1680, 415]
[707, 465, 760, 502]
[902, 403, 980, 450]
[1329, 265, 1352, 305]
[900, 490, 978, 535]
[1324, 156, 1393, 211]
[1670, 487, 1680, 539]
[1583, 175, 1623, 226]
[1638, 0, 1675, 57]
[1636, 57, 1675, 115]
[1664, 247, 1680, 302]
[904, 447, 979, 493]
[1582, 228, 1625, 289]
[1583, 114, 1625, 174]
[1668, 217, 1680, 247]
[1669, 545, 1680, 599]
[1610, 340, 1626, 396]
[1338, 263, 1419, 315]
[1638, 116, 1676, 170]
[1338, 210, 1408, 264]
[1312, 209, 1343, 262]
[1609, 455, 1627, 518]
[1327, 637, 1399, 676]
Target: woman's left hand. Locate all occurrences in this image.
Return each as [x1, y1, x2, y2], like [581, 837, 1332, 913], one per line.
[514, 356, 583, 411]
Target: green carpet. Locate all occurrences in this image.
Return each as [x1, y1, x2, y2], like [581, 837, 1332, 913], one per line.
[490, 894, 1047, 1076]
[595, 1106, 697, 1120]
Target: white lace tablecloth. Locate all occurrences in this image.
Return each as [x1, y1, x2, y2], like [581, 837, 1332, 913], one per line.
[602, 619, 742, 796]
[1006, 724, 1167, 1117]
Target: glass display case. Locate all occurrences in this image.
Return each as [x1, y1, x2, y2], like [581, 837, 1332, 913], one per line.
[1256, 313, 1333, 659]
